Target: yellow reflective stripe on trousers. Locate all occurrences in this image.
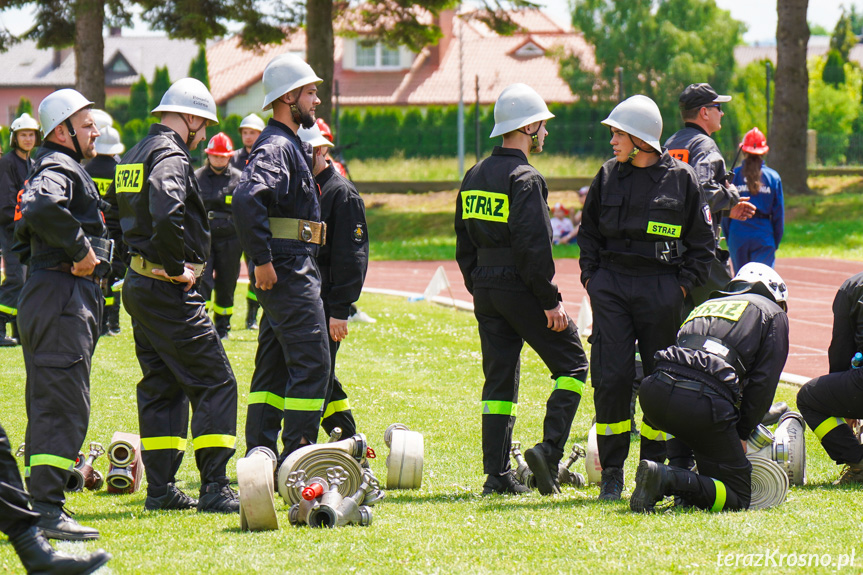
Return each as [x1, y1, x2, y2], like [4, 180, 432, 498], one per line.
[482, 400, 517, 416]
[30, 454, 75, 470]
[596, 420, 630, 436]
[284, 397, 325, 412]
[248, 391, 285, 410]
[246, 289, 257, 302]
[0, 303, 17, 316]
[640, 422, 674, 441]
[104, 297, 115, 306]
[322, 399, 351, 419]
[711, 478, 727, 512]
[553, 376, 585, 396]
[213, 304, 233, 316]
[141, 436, 188, 451]
[193, 434, 236, 449]
[813, 417, 846, 440]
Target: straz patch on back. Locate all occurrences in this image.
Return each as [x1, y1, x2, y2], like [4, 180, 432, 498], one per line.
[115, 164, 145, 193]
[684, 300, 749, 324]
[92, 177, 113, 197]
[461, 190, 509, 223]
[646, 221, 681, 238]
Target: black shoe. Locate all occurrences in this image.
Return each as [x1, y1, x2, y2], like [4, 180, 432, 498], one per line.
[245, 303, 259, 330]
[198, 481, 240, 513]
[524, 443, 562, 495]
[598, 467, 624, 501]
[10, 526, 111, 575]
[33, 502, 99, 541]
[0, 334, 18, 346]
[145, 483, 198, 510]
[630, 460, 667, 513]
[482, 470, 530, 495]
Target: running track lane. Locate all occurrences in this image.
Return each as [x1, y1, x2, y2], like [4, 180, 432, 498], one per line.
[363, 258, 863, 381]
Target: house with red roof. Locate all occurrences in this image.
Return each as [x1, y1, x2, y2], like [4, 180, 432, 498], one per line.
[207, 9, 596, 118]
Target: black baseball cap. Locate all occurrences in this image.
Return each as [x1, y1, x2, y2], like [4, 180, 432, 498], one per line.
[679, 83, 732, 110]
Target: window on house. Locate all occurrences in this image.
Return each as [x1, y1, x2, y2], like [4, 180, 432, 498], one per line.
[107, 55, 133, 75]
[355, 40, 403, 69]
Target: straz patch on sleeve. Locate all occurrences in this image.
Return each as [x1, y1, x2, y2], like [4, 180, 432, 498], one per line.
[114, 164, 145, 193]
[92, 178, 113, 197]
[684, 300, 749, 324]
[646, 221, 681, 238]
[460, 190, 509, 223]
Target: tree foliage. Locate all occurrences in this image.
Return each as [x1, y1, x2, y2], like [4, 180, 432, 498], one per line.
[829, 8, 857, 62]
[129, 75, 150, 121]
[823, 49, 846, 86]
[15, 97, 32, 117]
[808, 55, 862, 165]
[149, 66, 171, 113]
[188, 44, 210, 89]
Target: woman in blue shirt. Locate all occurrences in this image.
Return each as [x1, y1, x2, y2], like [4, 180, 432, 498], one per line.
[723, 127, 784, 270]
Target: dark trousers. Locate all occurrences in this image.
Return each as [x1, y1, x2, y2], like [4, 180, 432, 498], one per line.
[473, 286, 588, 475]
[0, 223, 25, 321]
[200, 233, 243, 332]
[797, 369, 863, 465]
[19, 270, 102, 505]
[245, 253, 331, 461]
[320, 299, 357, 437]
[0, 422, 40, 538]
[123, 271, 238, 494]
[587, 269, 684, 469]
[639, 372, 751, 510]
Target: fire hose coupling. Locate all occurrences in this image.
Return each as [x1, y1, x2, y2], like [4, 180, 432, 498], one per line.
[384, 423, 424, 490]
[238, 446, 279, 531]
[509, 441, 537, 490]
[106, 432, 144, 494]
[66, 442, 105, 492]
[558, 444, 586, 487]
[278, 439, 368, 505]
[746, 413, 807, 486]
[306, 467, 373, 528]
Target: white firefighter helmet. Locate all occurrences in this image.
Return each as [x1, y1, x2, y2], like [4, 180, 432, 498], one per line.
[601, 95, 663, 154]
[262, 54, 323, 112]
[38, 89, 94, 137]
[151, 78, 219, 125]
[94, 126, 125, 156]
[239, 113, 266, 132]
[91, 109, 114, 132]
[9, 112, 40, 147]
[490, 83, 554, 138]
[725, 262, 789, 309]
[298, 123, 334, 149]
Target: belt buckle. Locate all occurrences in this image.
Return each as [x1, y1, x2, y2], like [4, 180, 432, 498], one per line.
[655, 240, 680, 263]
[208, 211, 216, 220]
[300, 222, 313, 243]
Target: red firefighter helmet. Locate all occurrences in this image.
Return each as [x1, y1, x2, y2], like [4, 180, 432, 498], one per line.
[740, 127, 769, 155]
[315, 118, 334, 143]
[205, 132, 234, 156]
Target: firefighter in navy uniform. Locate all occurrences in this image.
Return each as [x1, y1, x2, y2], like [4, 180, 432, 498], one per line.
[196, 132, 243, 340]
[664, 83, 756, 306]
[455, 84, 589, 496]
[85, 124, 125, 336]
[14, 89, 111, 540]
[579, 95, 714, 500]
[630, 263, 790, 512]
[233, 113, 266, 330]
[0, 112, 40, 346]
[797, 271, 863, 484]
[299, 122, 368, 436]
[117, 78, 240, 513]
[233, 54, 331, 463]
[0, 420, 111, 574]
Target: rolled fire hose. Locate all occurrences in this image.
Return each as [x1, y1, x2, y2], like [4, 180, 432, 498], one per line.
[238, 446, 279, 531]
[279, 446, 364, 505]
[384, 423, 423, 490]
[747, 455, 789, 510]
[773, 411, 806, 486]
[585, 423, 602, 485]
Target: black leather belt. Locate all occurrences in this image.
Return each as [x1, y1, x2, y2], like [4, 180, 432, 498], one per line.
[606, 238, 681, 263]
[43, 263, 104, 286]
[654, 370, 724, 398]
[208, 211, 232, 220]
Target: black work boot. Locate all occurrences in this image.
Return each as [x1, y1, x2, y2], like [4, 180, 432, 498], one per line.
[630, 460, 700, 513]
[10, 526, 111, 575]
[834, 460, 863, 485]
[245, 301, 259, 330]
[145, 483, 199, 510]
[198, 481, 240, 513]
[482, 470, 529, 495]
[524, 442, 562, 495]
[215, 314, 231, 340]
[106, 304, 121, 336]
[598, 467, 624, 501]
[0, 318, 18, 346]
[33, 502, 99, 541]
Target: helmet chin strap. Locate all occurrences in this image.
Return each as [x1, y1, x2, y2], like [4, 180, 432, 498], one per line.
[519, 123, 542, 153]
[63, 118, 85, 159]
[180, 115, 208, 148]
[625, 133, 656, 163]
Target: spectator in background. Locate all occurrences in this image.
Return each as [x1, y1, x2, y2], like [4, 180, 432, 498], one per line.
[722, 128, 784, 271]
[550, 202, 578, 245]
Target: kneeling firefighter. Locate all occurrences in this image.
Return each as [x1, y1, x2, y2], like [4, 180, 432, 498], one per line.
[630, 263, 790, 512]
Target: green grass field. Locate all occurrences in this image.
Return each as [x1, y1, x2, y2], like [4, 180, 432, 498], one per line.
[1, 292, 861, 574]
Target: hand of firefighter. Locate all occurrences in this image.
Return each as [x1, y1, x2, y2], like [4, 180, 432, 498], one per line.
[729, 197, 756, 221]
[329, 317, 349, 342]
[255, 261, 278, 290]
[680, 285, 688, 298]
[152, 265, 197, 292]
[741, 439, 748, 454]
[545, 303, 568, 332]
[71, 247, 99, 277]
